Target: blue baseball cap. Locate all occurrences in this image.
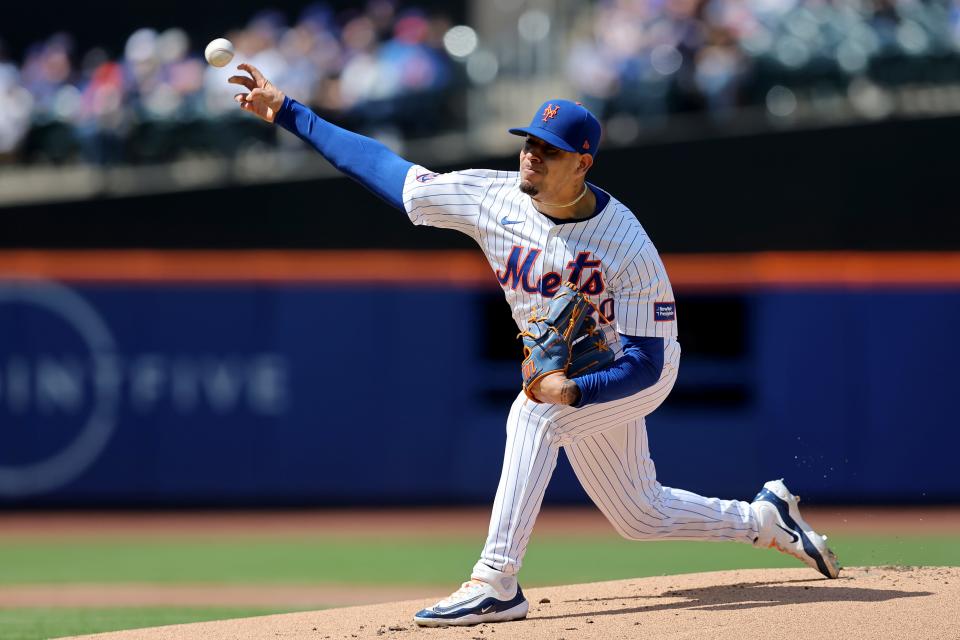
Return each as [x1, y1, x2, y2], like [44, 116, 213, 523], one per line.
[509, 99, 602, 157]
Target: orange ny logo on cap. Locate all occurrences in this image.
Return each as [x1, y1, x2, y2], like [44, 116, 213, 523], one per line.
[542, 104, 560, 122]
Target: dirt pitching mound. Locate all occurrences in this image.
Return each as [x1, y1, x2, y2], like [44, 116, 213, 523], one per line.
[59, 566, 957, 640]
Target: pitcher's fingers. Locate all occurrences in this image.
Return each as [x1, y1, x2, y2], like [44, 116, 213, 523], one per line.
[237, 63, 265, 84]
[227, 75, 256, 90]
[233, 93, 248, 103]
[246, 88, 266, 101]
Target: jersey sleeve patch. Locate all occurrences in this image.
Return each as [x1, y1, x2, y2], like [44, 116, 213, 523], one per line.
[653, 302, 676, 322]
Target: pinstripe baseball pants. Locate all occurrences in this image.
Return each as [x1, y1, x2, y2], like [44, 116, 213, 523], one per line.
[480, 338, 759, 575]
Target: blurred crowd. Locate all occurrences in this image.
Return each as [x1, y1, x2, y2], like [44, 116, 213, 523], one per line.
[568, 0, 960, 121]
[0, 1, 457, 164]
[4, 0, 960, 166]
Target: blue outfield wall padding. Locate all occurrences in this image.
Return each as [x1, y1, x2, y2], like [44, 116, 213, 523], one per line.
[0, 281, 957, 505]
[645, 290, 960, 504]
[749, 290, 960, 501]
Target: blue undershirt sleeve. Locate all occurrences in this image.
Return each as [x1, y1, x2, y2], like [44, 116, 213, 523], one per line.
[273, 96, 413, 210]
[571, 335, 664, 407]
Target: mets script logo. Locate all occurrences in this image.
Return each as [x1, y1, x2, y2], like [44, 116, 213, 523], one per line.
[497, 247, 605, 296]
[542, 104, 560, 122]
[416, 172, 439, 183]
[496, 246, 615, 323]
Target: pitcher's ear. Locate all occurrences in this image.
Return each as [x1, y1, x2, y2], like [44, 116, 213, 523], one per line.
[578, 153, 594, 175]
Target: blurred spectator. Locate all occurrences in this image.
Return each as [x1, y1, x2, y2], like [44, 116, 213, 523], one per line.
[340, 9, 453, 134]
[0, 40, 33, 159]
[5, 0, 960, 166]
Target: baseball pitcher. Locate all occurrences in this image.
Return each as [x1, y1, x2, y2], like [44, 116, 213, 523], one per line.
[229, 63, 840, 628]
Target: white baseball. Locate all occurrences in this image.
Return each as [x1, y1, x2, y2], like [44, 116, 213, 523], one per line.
[204, 38, 235, 68]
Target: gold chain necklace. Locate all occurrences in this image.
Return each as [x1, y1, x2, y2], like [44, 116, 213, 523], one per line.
[533, 183, 589, 209]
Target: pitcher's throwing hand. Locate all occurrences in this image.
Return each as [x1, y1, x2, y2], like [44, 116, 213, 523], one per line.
[228, 63, 285, 123]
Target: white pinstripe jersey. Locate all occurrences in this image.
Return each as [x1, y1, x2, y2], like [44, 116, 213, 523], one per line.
[402, 166, 678, 352]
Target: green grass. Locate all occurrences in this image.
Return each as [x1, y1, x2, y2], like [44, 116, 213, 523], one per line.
[0, 534, 956, 586]
[0, 534, 956, 639]
[0, 607, 308, 640]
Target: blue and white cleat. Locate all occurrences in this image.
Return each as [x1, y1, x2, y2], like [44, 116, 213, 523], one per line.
[751, 479, 841, 579]
[413, 562, 528, 627]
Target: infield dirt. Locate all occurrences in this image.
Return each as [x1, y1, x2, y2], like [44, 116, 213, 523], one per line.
[58, 566, 958, 640]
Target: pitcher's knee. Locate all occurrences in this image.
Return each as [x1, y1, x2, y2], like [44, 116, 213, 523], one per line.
[605, 494, 677, 540]
[610, 517, 665, 541]
[611, 520, 649, 541]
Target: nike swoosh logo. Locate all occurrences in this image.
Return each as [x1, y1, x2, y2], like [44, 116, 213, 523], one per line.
[432, 592, 485, 614]
[480, 605, 496, 614]
[776, 523, 799, 544]
[500, 216, 522, 225]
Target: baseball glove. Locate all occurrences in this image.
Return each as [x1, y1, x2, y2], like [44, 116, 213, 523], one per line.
[519, 282, 614, 402]
[568, 314, 614, 379]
